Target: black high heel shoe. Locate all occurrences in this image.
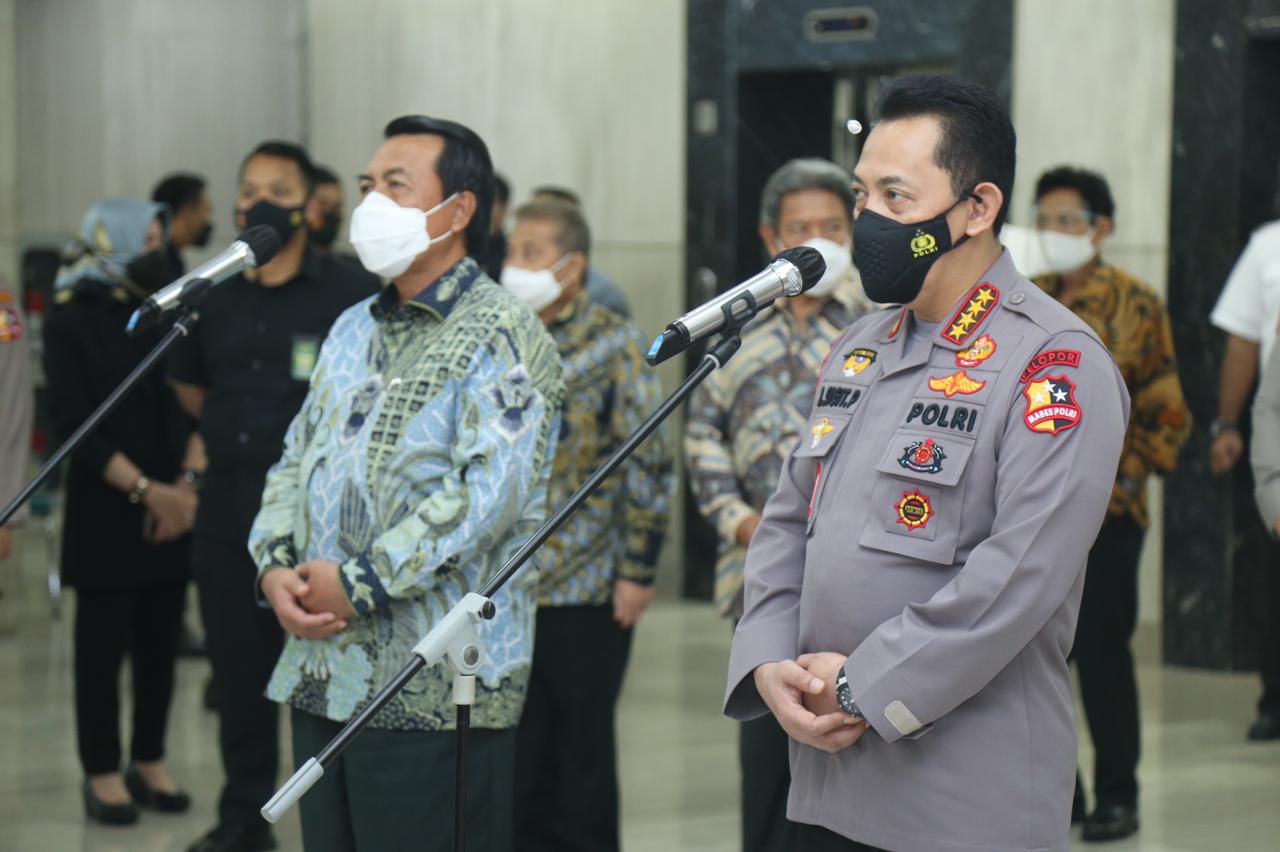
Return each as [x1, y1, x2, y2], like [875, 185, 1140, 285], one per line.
[125, 765, 192, 813]
[82, 779, 139, 825]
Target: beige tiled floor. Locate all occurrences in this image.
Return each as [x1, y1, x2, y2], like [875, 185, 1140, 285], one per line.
[1, 530, 1279, 851]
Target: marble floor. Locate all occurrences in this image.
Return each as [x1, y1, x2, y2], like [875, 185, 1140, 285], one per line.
[1, 530, 1279, 852]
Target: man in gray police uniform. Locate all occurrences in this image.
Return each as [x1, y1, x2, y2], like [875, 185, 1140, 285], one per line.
[724, 76, 1130, 852]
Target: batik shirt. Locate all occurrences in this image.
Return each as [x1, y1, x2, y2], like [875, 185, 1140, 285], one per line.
[249, 258, 564, 731]
[536, 291, 674, 607]
[684, 286, 868, 616]
[1034, 261, 1191, 526]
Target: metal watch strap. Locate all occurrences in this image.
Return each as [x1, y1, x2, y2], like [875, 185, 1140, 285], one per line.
[835, 668, 864, 720]
[128, 475, 151, 505]
[1210, 418, 1238, 440]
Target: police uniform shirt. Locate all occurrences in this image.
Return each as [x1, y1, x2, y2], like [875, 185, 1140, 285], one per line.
[170, 248, 378, 541]
[724, 250, 1130, 852]
[1211, 218, 1280, 371]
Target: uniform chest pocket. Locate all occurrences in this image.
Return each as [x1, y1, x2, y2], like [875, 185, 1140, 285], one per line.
[794, 412, 854, 535]
[858, 429, 977, 565]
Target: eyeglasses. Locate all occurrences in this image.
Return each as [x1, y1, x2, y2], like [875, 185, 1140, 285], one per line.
[1034, 206, 1096, 234]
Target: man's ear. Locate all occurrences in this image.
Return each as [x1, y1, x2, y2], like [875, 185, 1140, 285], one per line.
[563, 251, 589, 286]
[450, 190, 478, 235]
[1093, 215, 1114, 246]
[304, 195, 324, 229]
[758, 223, 780, 256]
[964, 181, 1004, 237]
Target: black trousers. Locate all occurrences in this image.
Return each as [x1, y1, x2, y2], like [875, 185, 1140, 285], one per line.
[1253, 535, 1280, 717]
[193, 532, 285, 826]
[798, 823, 885, 851]
[1071, 514, 1145, 810]
[740, 713, 802, 852]
[74, 581, 186, 775]
[292, 708, 515, 852]
[514, 604, 634, 852]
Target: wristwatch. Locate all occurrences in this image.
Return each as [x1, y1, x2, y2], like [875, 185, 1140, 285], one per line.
[835, 668, 864, 721]
[128, 476, 151, 505]
[181, 469, 205, 491]
[1210, 418, 1239, 440]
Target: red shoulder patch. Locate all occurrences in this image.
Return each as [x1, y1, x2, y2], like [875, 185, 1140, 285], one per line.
[0, 292, 23, 343]
[941, 283, 1000, 345]
[1020, 349, 1081, 383]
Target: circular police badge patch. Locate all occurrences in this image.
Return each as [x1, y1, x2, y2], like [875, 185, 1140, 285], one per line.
[899, 439, 945, 474]
[896, 489, 933, 530]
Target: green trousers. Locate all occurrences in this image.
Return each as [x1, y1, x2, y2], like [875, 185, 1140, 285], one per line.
[290, 707, 515, 852]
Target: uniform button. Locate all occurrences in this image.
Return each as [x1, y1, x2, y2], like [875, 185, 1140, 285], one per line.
[251, 359, 262, 371]
[238, 432, 250, 444]
[1010, 292, 1025, 305]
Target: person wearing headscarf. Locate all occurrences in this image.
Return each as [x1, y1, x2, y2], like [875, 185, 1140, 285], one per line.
[43, 198, 198, 825]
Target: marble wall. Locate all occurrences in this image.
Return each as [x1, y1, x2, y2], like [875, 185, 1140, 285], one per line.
[1010, 0, 1177, 626]
[13, 0, 306, 259]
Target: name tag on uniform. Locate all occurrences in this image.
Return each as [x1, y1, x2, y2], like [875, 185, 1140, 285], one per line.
[291, 335, 320, 381]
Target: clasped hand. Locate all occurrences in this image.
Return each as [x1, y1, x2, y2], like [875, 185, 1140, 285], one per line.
[260, 560, 355, 640]
[753, 652, 869, 754]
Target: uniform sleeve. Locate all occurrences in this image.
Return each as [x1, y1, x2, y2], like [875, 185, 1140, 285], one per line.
[0, 301, 33, 512]
[167, 318, 208, 387]
[721, 427, 819, 720]
[1211, 233, 1268, 342]
[335, 330, 563, 612]
[842, 332, 1130, 743]
[41, 308, 123, 476]
[684, 373, 756, 546]
[1120, 298, 1191, 481]
[613, 329, 675, 586]
[1252, 342, 1280, 533]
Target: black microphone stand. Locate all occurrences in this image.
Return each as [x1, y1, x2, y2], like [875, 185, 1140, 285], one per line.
[263, 298, 762, 852]
[0, 279, 214, 528]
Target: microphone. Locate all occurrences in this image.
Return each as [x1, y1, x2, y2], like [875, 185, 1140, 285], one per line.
[646, 246, 826, 365]
[127, 226, 282, 334]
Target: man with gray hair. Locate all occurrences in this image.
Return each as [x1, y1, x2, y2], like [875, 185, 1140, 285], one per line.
[685, 157, 869, 852]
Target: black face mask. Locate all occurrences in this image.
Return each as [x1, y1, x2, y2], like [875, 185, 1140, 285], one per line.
[126, 249, 173, 294]
[236, 200, 305, 244]
[854, 194, 974, 304]
[192, 222, 213, 248]
[309, 211, 341, 249]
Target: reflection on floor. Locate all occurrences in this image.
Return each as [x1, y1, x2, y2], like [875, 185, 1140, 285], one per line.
[1, 531, 1278, 851]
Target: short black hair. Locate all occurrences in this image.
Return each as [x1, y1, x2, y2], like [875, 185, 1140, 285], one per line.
[312, 164, 340, 186]
[239, 140, 316, 195]
[877, 74, 1017, 233]
[532, 185, 582, 207]
[493, 173, 511, 204]
[151, 173, 206, 212]
[1035, 166, 1115, 219]
[384, 115, 493, 252]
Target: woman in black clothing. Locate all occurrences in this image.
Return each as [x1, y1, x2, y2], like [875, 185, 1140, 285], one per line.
[43, 198, 198, 824]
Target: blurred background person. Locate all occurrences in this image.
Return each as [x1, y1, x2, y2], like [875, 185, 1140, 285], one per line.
[0, 273, 32, 565]
[305, 163, 345, 254]
[505, 198, 674, 852]
[684, 156, 868, 852]
[170, 140, 378, 852]
[1208, 216, 1280, 743]
[151, 172, 214, 278]
[43, 198, 198, 826]
[1032, 166, 1192, 842]
[531, 185, 631, 317]
[477, 172, 510, 280]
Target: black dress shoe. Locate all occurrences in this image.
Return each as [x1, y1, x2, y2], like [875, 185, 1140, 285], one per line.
[1082, 804, 1139, 843]
[82, 779, 139, 826]
[1247, 712, 1280, 741]
[124, 765, 191, 813]
[187, 822, 278, 852]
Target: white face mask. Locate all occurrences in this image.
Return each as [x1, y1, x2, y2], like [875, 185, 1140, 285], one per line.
[1038, 229, 1098, 275]
[798, 236, 853, 296]
[500, 254, 573, 312]
[349, 190, 458, 278]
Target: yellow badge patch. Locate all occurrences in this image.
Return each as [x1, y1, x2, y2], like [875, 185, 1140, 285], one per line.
[956, 333, 997, 368]
[810, 417, 834, 450]
[842, 348, 878, 377]
[896, 489, 933, 531]
[928, 370, 986, 398]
